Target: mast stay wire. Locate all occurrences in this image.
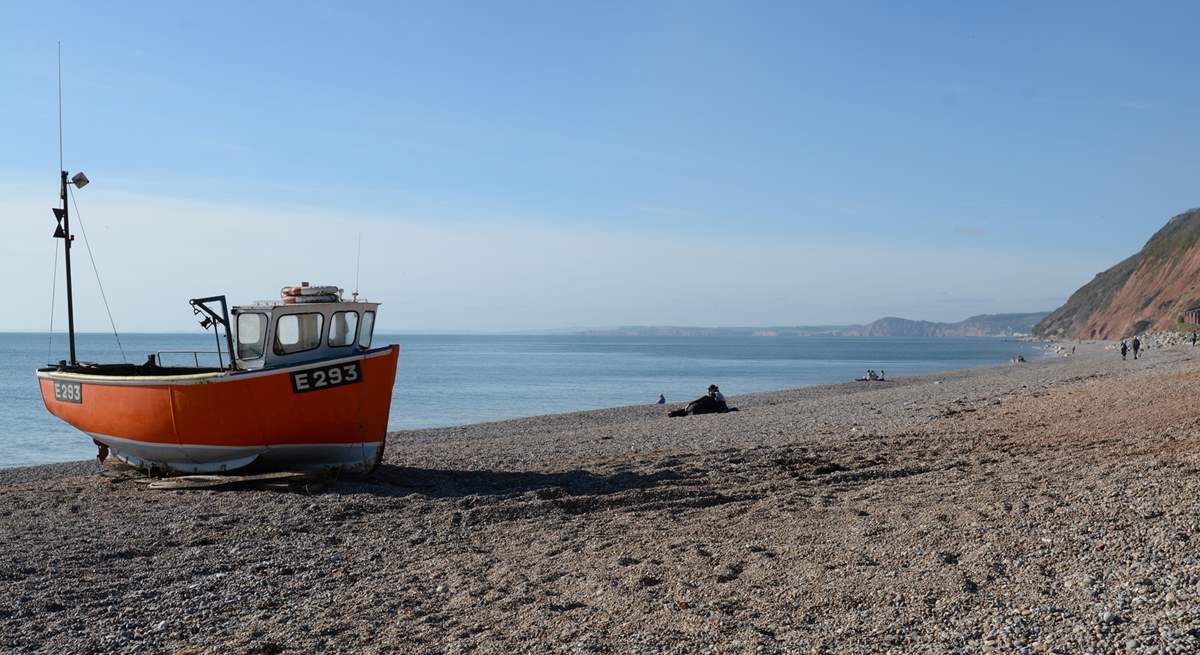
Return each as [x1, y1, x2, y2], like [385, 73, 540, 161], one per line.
[69, 185, 127, 362]
[47, 240, 59, 364]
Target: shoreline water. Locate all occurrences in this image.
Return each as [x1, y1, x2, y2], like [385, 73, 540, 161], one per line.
[5, 340, 1199, 653]
[4, 339, 1061, 481]
[1, 333, 1049, 469]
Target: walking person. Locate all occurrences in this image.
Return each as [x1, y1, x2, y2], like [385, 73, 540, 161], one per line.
[1120, 339, 1128, 360]
[1132, 337, 1141, 360]
[1191, 331, 1196, 347]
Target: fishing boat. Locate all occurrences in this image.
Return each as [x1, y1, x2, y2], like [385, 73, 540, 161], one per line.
[36, 169, 399, 474]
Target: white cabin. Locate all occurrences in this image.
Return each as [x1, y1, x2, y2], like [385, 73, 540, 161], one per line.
[230, 300, 380, 370]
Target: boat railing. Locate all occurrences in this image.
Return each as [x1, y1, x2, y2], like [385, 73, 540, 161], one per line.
[156, 350, 225, 369]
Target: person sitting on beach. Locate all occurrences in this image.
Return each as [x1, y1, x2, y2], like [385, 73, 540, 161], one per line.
[656, 393, 666, 405]
[667, 384, 736, 417]
[868, 370, 879, 381]
[711, 385, 727, 405]
[879, 369, 885, 381]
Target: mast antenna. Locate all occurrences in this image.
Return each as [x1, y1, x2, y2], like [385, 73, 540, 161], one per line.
[353, 231, 361, 301]
[58, 42, 63, 172]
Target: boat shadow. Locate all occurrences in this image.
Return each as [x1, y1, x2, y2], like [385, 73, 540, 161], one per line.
[343, 463, 688, 499]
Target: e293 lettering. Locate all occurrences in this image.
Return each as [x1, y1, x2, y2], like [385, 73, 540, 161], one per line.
[291, 362, 362, 393]
[53, 380, 83, 404]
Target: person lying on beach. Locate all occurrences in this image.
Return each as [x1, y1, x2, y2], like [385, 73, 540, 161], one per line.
[667, 385, 737, 417]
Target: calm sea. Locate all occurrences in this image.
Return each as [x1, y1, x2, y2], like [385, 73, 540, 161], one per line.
[0, 332, 1043, 468]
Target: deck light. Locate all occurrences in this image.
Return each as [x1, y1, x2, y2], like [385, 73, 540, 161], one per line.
[70, 171, 89, 188]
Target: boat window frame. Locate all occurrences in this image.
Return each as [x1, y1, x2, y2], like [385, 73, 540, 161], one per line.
[273, 311, 325, 356]
[327, 310, 360, 348]
[359, 310, 376, 349]
[235, 311, 269, 361]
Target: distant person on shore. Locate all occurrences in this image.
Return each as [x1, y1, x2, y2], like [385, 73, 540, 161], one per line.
[879, 369, 886, 381]
[667, 384, 736, 417]
[1120, 339, 1128, 360]
[1132, 337, 1141, 359]
[656, 393, 666, 405]
[1191, 331, 1197, 347]
[1071, 345, 1076, 356]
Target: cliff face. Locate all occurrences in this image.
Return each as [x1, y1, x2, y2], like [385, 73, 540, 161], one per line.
[1034, 209, 1200, 339]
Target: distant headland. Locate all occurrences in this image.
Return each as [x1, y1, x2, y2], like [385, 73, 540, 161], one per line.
[568, 312, 1050, 338]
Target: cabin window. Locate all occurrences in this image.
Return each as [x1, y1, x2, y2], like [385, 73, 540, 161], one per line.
[359, 311, 376, 349]
[236, 312, 268, 360]
[274, 313, 324, 355]
[328, 311, 359, 347]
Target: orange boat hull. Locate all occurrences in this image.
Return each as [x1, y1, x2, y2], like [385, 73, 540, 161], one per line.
[37, 346, 399, 473]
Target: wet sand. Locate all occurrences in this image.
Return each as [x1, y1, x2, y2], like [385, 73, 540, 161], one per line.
[3, 342, 1200, 654]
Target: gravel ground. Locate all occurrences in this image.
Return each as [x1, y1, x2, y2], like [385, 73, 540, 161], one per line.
[3, 341, 1200, 654]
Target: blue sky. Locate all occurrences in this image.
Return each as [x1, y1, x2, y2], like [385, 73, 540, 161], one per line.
[3, 1, 1199, 331]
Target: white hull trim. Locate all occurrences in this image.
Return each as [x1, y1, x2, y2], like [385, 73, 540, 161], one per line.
[88, 432, 384, 474]
[37, 347, 395, 387]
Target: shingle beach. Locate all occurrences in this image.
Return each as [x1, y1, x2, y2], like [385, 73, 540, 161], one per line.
[3, 342, 1200, 654]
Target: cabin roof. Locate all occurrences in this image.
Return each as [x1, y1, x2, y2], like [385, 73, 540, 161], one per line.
[232, 299, 380, 312]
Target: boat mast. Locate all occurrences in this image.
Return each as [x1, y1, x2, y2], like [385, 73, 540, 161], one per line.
[54, 43, 78, 367]
[58, 171, 77, 366]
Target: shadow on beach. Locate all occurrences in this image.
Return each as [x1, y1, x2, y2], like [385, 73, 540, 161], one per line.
[346, 463, 688, 498]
